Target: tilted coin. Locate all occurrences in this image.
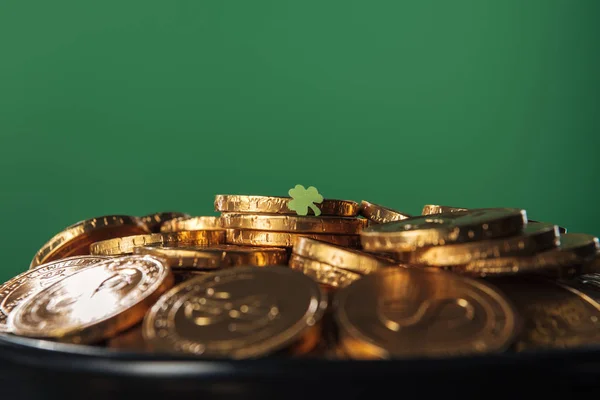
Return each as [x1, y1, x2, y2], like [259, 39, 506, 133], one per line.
[558, 233, 599, 260]
[422, 205, 567, 233]
[9, 255, 174, 344]
[359, 201, 412, 224]
[292, 237, 391, 275]
[215, 194, 359, 217]
[490, 277, 600, 351]
[360, 208, 527, 252]
[30, 215, 149, 269]
[0, 256, 109, 332]
[288, 254, 363, 288]
[160, 216, 223, 233]
[220, 213, 367, 234]
[143, 266, 328, 358]
[398, 222, 559, 267]
[226, 229, 361, 248]
[134, 245, 289, 269]
[334, 267, 518, 359]
[90, 230, 226, 256]
[140, 212, 191, 233]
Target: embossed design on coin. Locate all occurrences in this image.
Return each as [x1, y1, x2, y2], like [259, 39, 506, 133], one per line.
[0, 256, 109, 319]
[143, 266, 327, 358]
[9, 255, 173, 344]
[334, 268, 518, 358]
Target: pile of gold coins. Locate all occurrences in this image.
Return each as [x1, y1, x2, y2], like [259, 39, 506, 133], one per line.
[1, 194, 600, 359]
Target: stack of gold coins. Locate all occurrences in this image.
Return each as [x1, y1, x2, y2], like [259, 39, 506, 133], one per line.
[215, 194, 365, 249]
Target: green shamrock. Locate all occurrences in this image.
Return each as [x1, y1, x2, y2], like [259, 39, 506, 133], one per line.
[287, 185, 324, 216]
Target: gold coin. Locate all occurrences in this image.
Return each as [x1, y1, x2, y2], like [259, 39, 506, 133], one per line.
[30, 215, 149, 269]
[142, 266, 328, 358]
[215, 194, 359, 216]
[107, 324, 148, 351]
[9, 255, 174, 344]
[90, 230, 226, 256]
[452, 233, 599, 278]
[398, 222, 559, 267]
[361, 208, 527, 252]
[140, 212, 191, 233]
[292, 237, 390, 275]
[220, 213, 367, 234]
[359, 201, 412, 224]
[160, 216, 223, 233]
[334, 267, 518, 359]
[226, 229, 361, 248]
[0, 255, 109, 333]
[490, 277, 600, 351]
[289, 254, 363, 288]
[134, 245, 289, 269]
[422, 205, 567, 234]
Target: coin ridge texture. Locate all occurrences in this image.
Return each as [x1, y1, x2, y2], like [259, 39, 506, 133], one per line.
[289, 254, 363, 288]
[220, 213, 367, 234]
[142, 266, 327, 358]
[360, 208, 527, 252]
[293, 237, 389, 274]
[9, 255, 173, 344]
[134, 245, 289, 269]
[215, 195, 359, 216]
[359, 201, 412, 224]
[90, 230, 226, 256]
[226, 229, 362, 248]
[334, 268, 518, 358]
[30, 215, 149, 269]
[399, 222, 559, 267]
[160, 216, 223, 233]
[0, 256, 109, 320]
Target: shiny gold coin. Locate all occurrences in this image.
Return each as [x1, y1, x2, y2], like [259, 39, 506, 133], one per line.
[292, 237, 390, 275]
[9, 255, 174, 344]
[107, 324, 148, 351]
[143, 266, 328, 358]
[361, 208, 527, 252]
[226, 229, 361, 248]
[160, 216, 223, 233]
[334, 267, 518, 359]
[490, 277, 600, 351]
[289, 254, 363, 288]
[90, 230, 226, 256]
[134, 245, 289, 269]
[286, 322, 323, 357]
[30, 215, 149, 269]
[140, 212, 191, 233]
[220, 213, 367, 234]
[422, 205, 567, 234]
[359, 201, 412, 224]
[215, 194, 359, 217]
[399, 222, 559, 267]
[0, 255, 109, 333]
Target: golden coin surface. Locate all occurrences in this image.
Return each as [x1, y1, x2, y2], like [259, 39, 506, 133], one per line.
[399, 222, 559, 267]
[90, 230, 226, 256]
[361, 208, 527, 252]
[140, 212, 191, 233]
[134, 245, 289, 269]
[334, 268, 518, 358]
[490, 277, 600, 351]
[215, 195, 359, 216]
[220, 213, 367, 234]
[9, 255, 173, 344]
[359, 201, 412, 224]
[30, 215, 149, 269]
[226, 229, 361, 248]
[292, 237, 390, 275]
[107, 324, 148, 351]
[143, 266, 328, 358]
[160, 216, 223, 233]
[289, 254, 363, 288]
[0, 255, 109, 332]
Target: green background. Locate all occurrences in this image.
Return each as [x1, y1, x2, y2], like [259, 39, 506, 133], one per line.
[1, 1, 598, 281]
